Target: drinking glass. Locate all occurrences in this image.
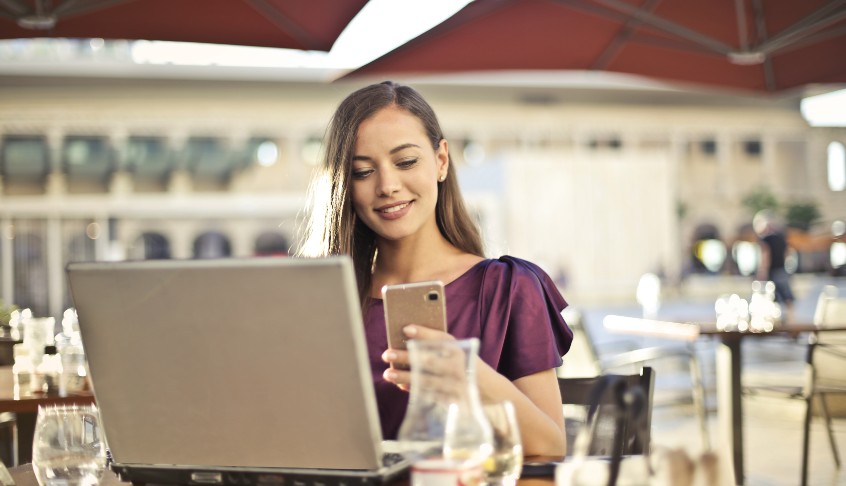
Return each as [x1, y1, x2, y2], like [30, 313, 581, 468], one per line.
[32, 404, 107, 486]
[481, 401, 523, 486]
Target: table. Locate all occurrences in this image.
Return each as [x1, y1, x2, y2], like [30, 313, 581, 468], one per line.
[0, 365, 95, 464]
[6, 464, 559, 486]
[604, 315, 846, 486]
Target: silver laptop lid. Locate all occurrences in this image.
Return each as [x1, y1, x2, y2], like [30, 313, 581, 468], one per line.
[67, 256, 384, 470]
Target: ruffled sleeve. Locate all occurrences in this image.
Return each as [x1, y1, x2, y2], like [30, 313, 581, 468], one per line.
[476, 256, 573, 380]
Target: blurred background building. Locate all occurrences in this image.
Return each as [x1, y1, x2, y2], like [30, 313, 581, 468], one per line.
[0, 38, 844, 321]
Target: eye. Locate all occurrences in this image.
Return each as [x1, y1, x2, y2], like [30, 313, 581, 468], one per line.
[396, 158, 419, 169]
[352, 168, 374, 179]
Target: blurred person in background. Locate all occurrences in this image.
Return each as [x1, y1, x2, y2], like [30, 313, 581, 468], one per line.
[754, 209, 795, 323]
[297, 81, 573, 456]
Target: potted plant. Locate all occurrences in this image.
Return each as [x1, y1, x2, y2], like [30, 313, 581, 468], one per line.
[0, 300, 17, 328]
[741, 186, 779, 216]
[785, 201, 821, 232]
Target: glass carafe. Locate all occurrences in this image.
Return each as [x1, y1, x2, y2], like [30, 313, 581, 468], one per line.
[398, 338, 493, 466]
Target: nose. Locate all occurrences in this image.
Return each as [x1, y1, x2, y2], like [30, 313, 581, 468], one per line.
[376, 169, 401, 197]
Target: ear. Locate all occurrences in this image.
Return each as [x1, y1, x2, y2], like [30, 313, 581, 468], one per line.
[436, 139, 449, 179]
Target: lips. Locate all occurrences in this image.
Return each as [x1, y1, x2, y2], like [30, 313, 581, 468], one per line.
[380, 202, 408, 213]
[376, 201, 412, 220]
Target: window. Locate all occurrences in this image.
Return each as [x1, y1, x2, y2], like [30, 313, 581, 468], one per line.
[690, 223, 725, 273]
[246, 137, 279, 167]
[254, 231, 290, 256]
[832, 242, 846, 270]
[828, 141, 845, 191]
[833, 220, 846, 272]
[11, 220, 49, 317]
[127, 136, 171, 179]
[185, 137, 232, 180]
[62, 220, 98, 309]
[63, 136, 114, 180]
[743, 140, 762, 156]
[1, 136, 49, 181]
[193, 231, 232, 259]
[694, 239, 727, 273]
[130, 232, 171, 260]
[301, 137, 323, 166]
[732, 241, 759, 276]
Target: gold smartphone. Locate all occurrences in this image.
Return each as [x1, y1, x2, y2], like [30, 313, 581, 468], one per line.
[382, 280, 447, 358]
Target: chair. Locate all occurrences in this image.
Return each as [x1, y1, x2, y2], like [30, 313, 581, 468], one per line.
[802, 286, 846, 485]
[558, 367, 655, 456]
[743, 285, 846, 486]
[562, 308, 709, 450]
[0, 412, 17, 467]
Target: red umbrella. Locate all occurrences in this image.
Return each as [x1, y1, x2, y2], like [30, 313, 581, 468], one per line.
[343, 0, 846, 93]
[0, 0, 369, 51]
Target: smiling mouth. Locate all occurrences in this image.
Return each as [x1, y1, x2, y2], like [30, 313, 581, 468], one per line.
[379, 202, 410, 214]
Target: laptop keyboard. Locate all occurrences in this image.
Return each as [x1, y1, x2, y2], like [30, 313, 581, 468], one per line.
[381, 452, 408, 468]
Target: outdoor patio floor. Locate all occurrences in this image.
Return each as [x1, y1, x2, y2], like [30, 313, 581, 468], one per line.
[574, 275, 846, 486]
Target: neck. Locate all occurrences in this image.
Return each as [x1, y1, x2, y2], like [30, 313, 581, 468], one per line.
[374, 221, 470, 284]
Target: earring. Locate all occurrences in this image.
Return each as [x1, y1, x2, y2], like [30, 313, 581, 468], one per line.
[438, 175, 446, 182]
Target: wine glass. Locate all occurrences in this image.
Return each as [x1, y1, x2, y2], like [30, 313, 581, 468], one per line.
[481, 401, 523, 486]
[32, 404, 107, 486]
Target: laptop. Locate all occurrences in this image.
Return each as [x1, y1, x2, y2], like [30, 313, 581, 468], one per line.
[66, 256, 410, 486]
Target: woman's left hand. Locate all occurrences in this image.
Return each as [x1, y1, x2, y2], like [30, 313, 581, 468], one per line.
[381, 324, 454, 391]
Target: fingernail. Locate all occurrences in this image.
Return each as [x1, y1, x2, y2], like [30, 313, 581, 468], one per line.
[403, 325, 417, 337]
[383, 369, 397, 382]
[383, 350, 397, 361]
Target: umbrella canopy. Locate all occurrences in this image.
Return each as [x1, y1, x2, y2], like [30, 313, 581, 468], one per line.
[343, 0, 846, 93]
[0, 0, 369, 51]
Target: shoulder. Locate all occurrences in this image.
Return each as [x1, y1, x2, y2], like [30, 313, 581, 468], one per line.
[475, 256, 573, 374]
[479, 256, 566, 308]
[482, 256, 555, 285]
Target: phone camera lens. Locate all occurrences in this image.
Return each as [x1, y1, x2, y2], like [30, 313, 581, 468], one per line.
[426, 291, 439, 301]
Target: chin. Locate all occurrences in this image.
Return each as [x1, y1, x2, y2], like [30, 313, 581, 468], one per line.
[375, 227, 417, 243]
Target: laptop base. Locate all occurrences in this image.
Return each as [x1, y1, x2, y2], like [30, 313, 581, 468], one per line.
[112, 462, 410, 486]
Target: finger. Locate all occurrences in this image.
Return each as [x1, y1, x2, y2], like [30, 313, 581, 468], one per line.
[381, 349, 410, 368]
[418, 373, 466, 400]
[384, 354, 458, 393]
[403, 325, 454, 341]
[383, 367, 411, 387]
[417, 346, 466, 380]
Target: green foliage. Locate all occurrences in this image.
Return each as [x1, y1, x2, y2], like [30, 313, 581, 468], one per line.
[785, 201, 821, 231]
[741, 187, 779, 216]
[0, 300, 17, 327]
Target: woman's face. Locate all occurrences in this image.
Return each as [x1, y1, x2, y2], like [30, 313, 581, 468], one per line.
[350, 105, 449, 244]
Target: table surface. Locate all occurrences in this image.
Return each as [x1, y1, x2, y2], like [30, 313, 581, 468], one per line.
[7, 463, 558, 486]
[603, 315, 846, 341]
[0, 365, 95, 413]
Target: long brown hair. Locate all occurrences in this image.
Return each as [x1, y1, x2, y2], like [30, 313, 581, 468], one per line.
[297, 81, 484, 308]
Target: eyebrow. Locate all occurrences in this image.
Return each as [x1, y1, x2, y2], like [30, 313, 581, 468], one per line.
[352, 143, 422, 162]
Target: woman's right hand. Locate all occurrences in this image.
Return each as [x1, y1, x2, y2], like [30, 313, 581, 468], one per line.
[382, 325, 465, 395]
[382, 348, 411, 391]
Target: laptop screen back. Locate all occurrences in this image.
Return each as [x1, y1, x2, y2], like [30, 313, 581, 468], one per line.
[67, 256, 383, 471]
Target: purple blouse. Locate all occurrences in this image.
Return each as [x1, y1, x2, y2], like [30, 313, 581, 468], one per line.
[364, 255, 573, 439]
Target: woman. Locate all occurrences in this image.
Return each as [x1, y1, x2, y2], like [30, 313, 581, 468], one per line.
[298, 81, 572, 456]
